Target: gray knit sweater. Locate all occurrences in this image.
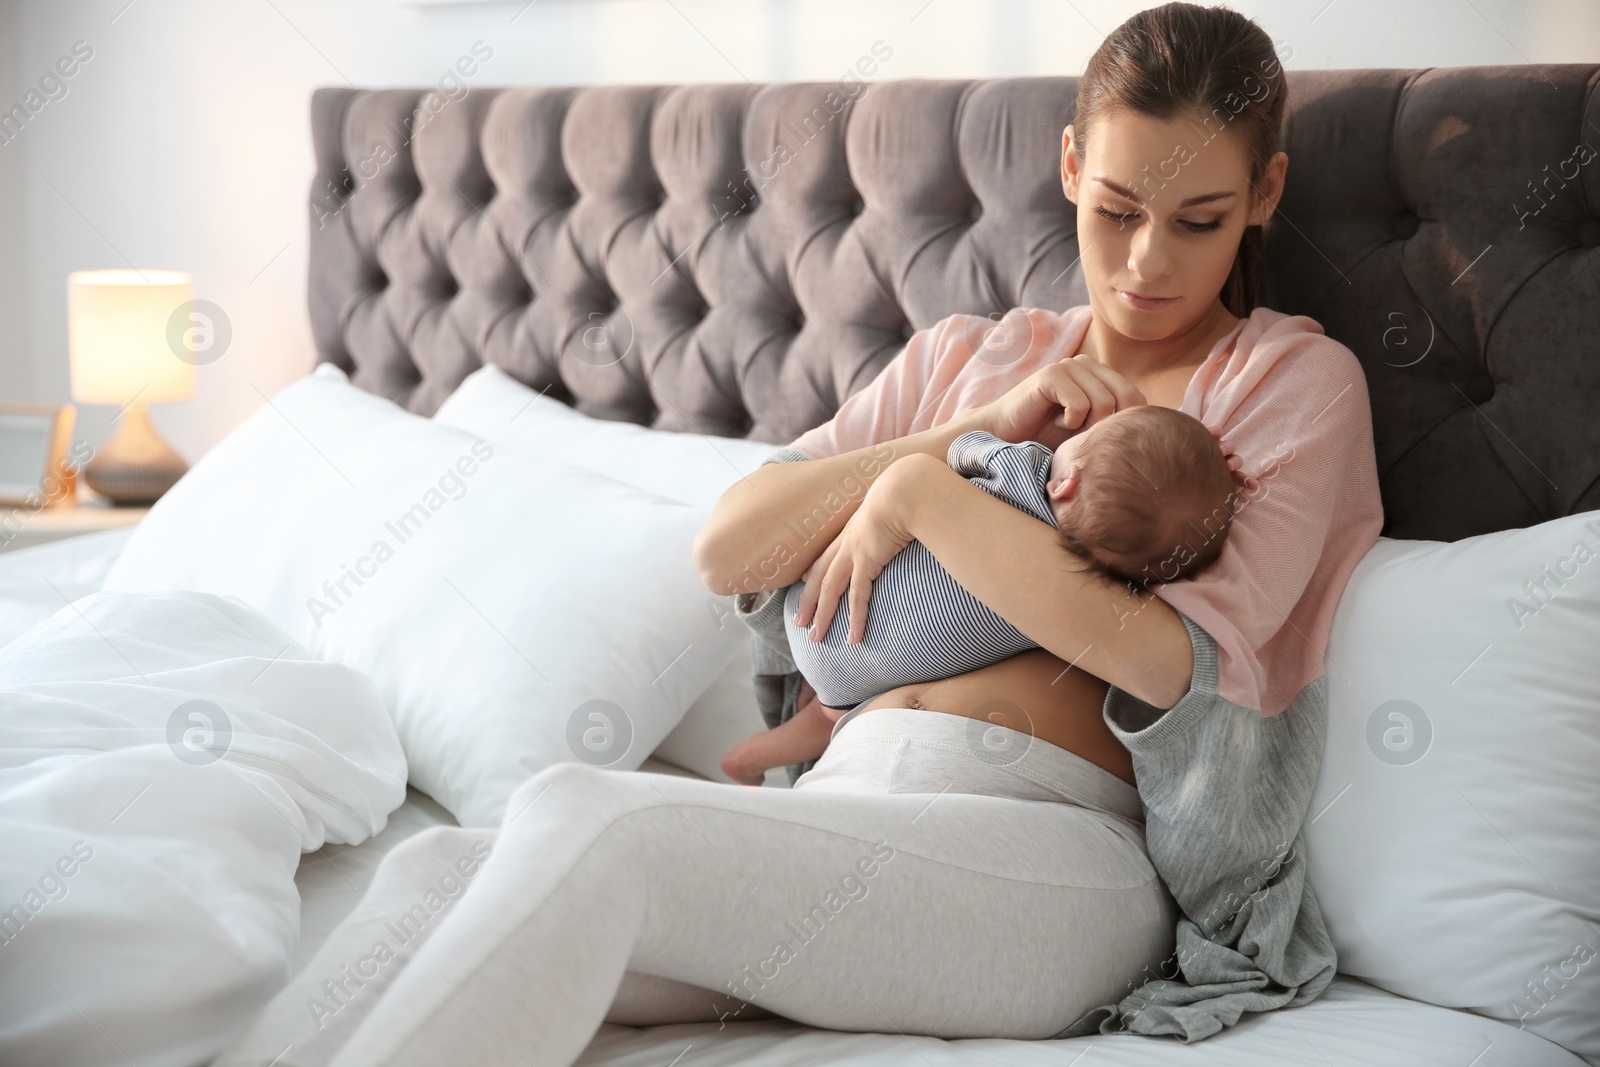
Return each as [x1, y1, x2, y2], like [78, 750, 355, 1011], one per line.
[731, 446, 1337, 1043]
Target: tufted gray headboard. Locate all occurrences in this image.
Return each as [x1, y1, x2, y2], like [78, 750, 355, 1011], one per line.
[308, 66, 1600, 543]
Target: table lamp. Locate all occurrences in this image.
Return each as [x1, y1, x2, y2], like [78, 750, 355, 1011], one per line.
[67, 269, 196, 505]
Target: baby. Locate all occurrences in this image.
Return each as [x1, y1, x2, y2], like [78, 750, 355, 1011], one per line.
[721, 405, 1238, 786]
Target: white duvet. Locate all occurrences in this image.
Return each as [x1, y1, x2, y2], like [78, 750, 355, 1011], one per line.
[0, 590, 407, 1067]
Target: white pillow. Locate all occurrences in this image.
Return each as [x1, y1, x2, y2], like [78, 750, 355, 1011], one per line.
[1305, 512, 1600, 1063]
[433, 363, 792, 782]
[104, 364, 743, 828]
[431, 363, 783, 509]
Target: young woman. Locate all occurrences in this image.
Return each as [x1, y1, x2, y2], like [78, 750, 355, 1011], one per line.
[219, 5, 1382, 1065]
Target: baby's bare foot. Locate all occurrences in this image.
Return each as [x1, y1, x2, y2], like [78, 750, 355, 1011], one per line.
[720, 700, 838, 786]
[720, 739, 769, 787]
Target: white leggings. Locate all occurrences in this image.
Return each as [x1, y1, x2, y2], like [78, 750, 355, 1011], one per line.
[216, 707, 1178, 1067]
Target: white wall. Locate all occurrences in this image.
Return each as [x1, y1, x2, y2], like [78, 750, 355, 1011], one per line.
[0, 0, 26, 402]
[2, 0, 1595, 462]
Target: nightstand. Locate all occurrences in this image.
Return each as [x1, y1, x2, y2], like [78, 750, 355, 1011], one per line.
[0, 495, 149, 554]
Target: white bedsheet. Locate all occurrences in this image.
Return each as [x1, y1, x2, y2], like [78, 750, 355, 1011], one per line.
[0, 527, 135, 649]
[0, 584, 406, 1067]
[573, 976, 1586, 1067]
[0, 532, 1584, 1067]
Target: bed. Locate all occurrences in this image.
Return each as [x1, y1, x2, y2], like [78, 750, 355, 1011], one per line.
[0, 528, 1581, 1067]
[3, 64, 1597, 1066]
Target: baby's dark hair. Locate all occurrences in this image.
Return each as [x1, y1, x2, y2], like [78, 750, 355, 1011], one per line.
[1055, 407, 1237, 589]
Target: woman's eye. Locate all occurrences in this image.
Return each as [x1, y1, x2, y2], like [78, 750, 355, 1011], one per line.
[1094, 204, 1224, 234]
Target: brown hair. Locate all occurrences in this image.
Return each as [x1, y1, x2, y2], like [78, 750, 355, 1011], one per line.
[1072, 2, 1287, 318]
[1056, 407, 1237, 588]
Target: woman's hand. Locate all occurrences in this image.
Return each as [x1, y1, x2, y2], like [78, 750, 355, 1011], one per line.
[967, 354, 1148, 450]
[791, 456, 923, 644]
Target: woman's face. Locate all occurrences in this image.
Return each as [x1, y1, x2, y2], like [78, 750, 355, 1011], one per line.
[1060, 109, 1285, 341]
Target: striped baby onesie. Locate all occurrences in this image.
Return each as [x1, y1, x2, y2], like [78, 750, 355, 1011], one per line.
[782, 428, 1058, 710]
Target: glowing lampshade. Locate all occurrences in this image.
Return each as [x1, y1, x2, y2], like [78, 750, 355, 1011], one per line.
[68, 270, 197, 405]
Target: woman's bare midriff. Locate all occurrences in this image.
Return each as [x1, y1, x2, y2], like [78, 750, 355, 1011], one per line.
[851, 650, 1136, 786]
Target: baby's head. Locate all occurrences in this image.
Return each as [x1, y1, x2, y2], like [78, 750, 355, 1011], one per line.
[1045, 406, 1237, 588]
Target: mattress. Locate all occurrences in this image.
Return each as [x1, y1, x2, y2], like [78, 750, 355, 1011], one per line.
[0, 531, 1584, 1067]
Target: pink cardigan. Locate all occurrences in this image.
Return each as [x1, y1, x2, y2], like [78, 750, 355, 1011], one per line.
[787, 304, 1384, 718]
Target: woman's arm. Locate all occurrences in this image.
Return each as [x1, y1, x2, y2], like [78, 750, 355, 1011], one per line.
[692, 416, 983, 597]
[695, 343, 1145, 600]
[695, 314, 963, 597]
[797, 452, 1195, 711]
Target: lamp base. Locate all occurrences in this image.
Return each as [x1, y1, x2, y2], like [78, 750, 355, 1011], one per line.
[83, 402, 189, 506]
